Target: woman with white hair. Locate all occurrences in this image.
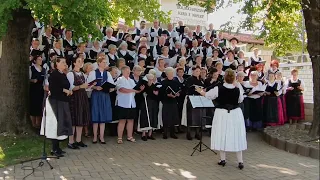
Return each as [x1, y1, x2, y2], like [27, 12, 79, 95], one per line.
[130, 65, 144, 132]
[116, 66, 145, 144]
[102, 27, 118, 49]
[176, 57, 190, 75]
[159, 67, 180, 139]
[201, 31, 213, 60]
[117, 41, 135, 69]
[138, 73, 160, 141]
[107, 44, 118, 67]
[89, 40, 102, 60]
[242, 71, 266, 131]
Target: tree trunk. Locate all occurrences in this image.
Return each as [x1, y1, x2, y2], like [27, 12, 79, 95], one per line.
[0, 8, 34, 133]
[301, 0, 320, 138]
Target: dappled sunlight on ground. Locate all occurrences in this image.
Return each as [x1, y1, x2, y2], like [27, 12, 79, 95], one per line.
[256, 164, 298, 175]
[0, 133, 318, 180]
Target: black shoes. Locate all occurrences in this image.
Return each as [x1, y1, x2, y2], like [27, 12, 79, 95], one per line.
[76, 141, 88, 147]
[51, 150, 64, 158]
[195, 133, 200, 140]
[163, 134, 168, 139]
[147, 136, 156, 140]
[218, 160, 226, 167]
[141, 136, 148, 141]
[57, 148, 66, 154]
[99, 139, 106, 144]
[170, 133, 178, 139]
[186, 133, 193, 140]
[238, 163, 244, 170]
[217, 160, 244, 170]
[68, 143, 80, 149]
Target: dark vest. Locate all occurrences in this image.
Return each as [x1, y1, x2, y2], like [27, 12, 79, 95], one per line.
[250, 57, 262, 67]
[107, 54, 118, 67]
[216, 85, 240, 112]
[265, 82, 278, 96]
[150, 27, 162, 42]
[95, 69, 108, 86]
[288, 79, 302, 95]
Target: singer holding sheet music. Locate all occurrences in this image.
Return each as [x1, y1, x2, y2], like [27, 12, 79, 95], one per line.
[116, 66, 145, 144]
[242, 71, 266, 131]
[183, 66, 206, 141]
[160, 67, 180, 139]
[87, 57, 115, 144]
[195, 69, 247, 170]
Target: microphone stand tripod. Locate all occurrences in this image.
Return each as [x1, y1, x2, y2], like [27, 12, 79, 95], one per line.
[191, 116, 217, 156]
[21, 94, 59, 169]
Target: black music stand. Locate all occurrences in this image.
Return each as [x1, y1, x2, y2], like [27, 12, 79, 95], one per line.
[188, 96, 217, 156]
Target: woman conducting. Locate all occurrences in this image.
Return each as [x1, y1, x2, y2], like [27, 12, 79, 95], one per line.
[195, 69, 247, 170]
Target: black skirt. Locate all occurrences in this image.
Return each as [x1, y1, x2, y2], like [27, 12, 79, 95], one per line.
[187, 98, 206, 127]
[263, 96, 279, 124]
[139, 97, 159, 130]
[286, 94, 303, 118]
[243, 98, 250, 120]
[116, 106, 136, 120]
[29, 82, 45, 116]
[162, 101, 179, 128]
[48, 98, 73, 136]
[248, 97, 263, 122]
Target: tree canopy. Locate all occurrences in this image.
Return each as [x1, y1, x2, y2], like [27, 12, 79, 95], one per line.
[0, 0, 171, 40]
[0, 0, 308, 55]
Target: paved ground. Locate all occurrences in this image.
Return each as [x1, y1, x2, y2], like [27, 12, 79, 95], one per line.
[0, 132, 319, 180]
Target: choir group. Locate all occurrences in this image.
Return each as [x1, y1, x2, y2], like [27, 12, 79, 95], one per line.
[29, 19, 306, 166]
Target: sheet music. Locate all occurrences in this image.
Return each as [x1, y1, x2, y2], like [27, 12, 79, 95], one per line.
[199, 96, 215, 107]
[189, 96, 214, 108]
[189, 96, 203, 108]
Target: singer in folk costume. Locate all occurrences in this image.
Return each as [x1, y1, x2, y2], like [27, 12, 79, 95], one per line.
[159, 67, 181, 139]
[195, 69, 247, 170]
[40, 58, 73, 157]
[182, 66, 206, 141]
[138, 73, 160, 141]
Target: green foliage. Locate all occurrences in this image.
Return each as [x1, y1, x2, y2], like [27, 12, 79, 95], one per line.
[0, 0, 21, 38]
[0, 0, 307, 56]
[110, 0, 171, 26]
[0, 0, 172, 40]
[183, 0, 306, 56]
[239, 0, 305, 56]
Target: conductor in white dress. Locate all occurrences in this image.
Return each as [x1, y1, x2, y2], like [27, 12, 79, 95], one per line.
[195, 69, 247, 170]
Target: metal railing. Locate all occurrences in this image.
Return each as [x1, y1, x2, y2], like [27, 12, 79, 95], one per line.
[278, 54, 310, 64]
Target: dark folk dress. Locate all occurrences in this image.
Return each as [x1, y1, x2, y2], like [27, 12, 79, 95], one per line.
[69, 71, 90, 126]
[263, 82, 284, 126]
[48, 70, 73, 137]
[174, 77, 186, 121]
[160, 79, 181, 128]
[185, 76, 206, 127]
[286, 79, 305, 121]
[29, 65, 45, 116]
[139, 83, 160, 131]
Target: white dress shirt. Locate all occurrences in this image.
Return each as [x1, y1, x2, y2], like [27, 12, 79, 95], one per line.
[205, 83, 244, 103]
[116, 76, 136, 108]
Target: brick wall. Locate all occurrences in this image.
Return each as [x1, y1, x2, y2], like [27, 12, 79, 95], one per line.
[279, 62, 314, 121]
